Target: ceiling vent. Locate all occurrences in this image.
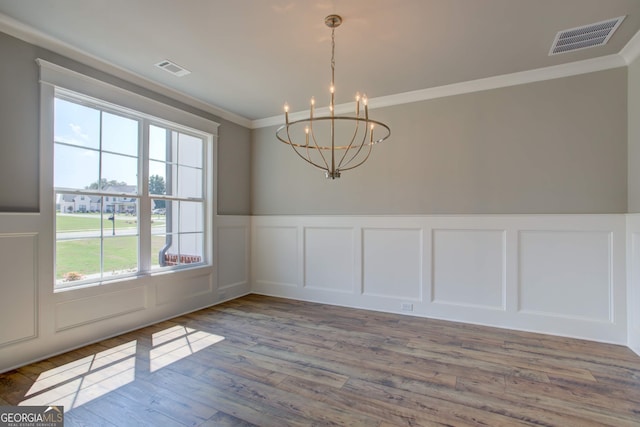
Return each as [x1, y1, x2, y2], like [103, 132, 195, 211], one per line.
[549, 16, 625, 55]
[155, 60, 191, 77]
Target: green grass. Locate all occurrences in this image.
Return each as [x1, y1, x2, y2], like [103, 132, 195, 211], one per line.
[56, 213, 167, 281]
[57, 236, 134, 280]
[56, 235, 167, 280]
[57, 239, 101, 279]
[56, 213, 138, 231]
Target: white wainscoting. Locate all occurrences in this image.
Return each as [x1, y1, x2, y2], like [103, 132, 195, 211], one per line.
[519, 230, 612, 321]
[0, 232, 38, 347]
[55, 286, 147, 331]
[627, 214, 640, 356]
[0, 211, 634, 371]
[304, 227, 355, 293]
[432, 229, 505, 310]
[0, 214, 251, 373]
[363, 228, 423, 300]
[216, 215, 252, 299]
[252, 215, 628, 344]
[253, 225, 299, 288]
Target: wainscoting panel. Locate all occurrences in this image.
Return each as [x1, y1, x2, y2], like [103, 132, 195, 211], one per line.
[156, 273, 213, 306]
[253, 225, 298, 288]
[55, 286, 147, 331]
[0, 210, 252, 372]
[627, 215, 640, 356]
[217, 224, 249, 290]
[432, 229, 505, 310]
[304, 227, 355, 293]
[362, 228, 422, 300]
[0, 233, 38, 346]
[519, 230, 612, 321]
[252, 215, 628, 344]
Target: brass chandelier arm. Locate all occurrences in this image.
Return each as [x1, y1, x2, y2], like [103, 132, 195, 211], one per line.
[283, 123, 330, 171]
[276, 117, 390, 150]
[338, 123, 373, 170]
[286, 137, 333, 172]
[338, 106, 370, 169]
[308, 119, 330, 170]
[336, 139, 374, 172]
[336, 113, 365, 169]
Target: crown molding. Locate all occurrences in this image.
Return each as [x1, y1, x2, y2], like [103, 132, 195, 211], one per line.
[1, 12, 632, 131]
[0, 13, 252, 128]
[621, 29, 640, 65]
[38, 59, 220, 135]
[252, 54, 626, 129]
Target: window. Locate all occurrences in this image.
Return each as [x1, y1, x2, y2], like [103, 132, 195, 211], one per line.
[148, 124, 205, 269]
[52, 86, 214, 290]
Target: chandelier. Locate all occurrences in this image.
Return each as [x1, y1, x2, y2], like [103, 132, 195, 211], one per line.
[276, 14, 391, 179]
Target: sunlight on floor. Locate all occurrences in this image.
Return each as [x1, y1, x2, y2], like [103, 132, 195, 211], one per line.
[150, 325, 225, 372]
[18, 325, 224, 410]
[20, 340, 136, 409]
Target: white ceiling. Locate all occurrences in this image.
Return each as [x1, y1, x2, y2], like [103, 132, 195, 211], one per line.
[1, 0, 640, 125]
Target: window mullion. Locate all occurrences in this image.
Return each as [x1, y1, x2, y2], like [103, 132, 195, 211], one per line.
[99, 110, 105, 280]
[139, 119, 152, 273]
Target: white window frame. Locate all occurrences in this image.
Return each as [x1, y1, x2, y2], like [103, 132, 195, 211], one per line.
[38, 59, 218, 291]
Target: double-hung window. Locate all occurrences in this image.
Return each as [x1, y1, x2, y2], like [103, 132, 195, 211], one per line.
[148, 124, 206, 270]
[45, 63, 216, 291]
[54, 94, 141, 286]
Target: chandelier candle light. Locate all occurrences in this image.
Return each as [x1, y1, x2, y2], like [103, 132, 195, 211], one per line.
[276, 14, 391, 179]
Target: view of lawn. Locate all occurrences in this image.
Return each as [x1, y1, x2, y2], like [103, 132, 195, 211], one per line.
[56, 213, 166, 280]
[56, 213, 139, 232]
[57, 236, 136, 279]
[56, 235, 168, 280]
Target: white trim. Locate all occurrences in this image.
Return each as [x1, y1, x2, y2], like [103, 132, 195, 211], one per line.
[621, 29, 640, 65]
[626, 215, 640, 356]
[251, 54, 627, 129]
[2, 11, 636, 131]
[38, 59, 219, 135]
[40, 60, 218, 291]
[252, 214, 628, 345]
[0, 13, 251, 128]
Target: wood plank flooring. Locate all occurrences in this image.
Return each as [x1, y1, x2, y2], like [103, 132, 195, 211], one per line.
[1, 294, 640, 426]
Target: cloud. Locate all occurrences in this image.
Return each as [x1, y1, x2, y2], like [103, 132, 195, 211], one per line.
[55, 123, 93, 147]
[70, 123, 90, 141]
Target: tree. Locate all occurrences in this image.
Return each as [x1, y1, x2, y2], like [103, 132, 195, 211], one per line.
[149, 175, 166, 209]
[85, 178, 127, 190]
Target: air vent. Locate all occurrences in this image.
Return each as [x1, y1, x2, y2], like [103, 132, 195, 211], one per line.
[549, 16, 625, 55]
[155, 60, 191, 77]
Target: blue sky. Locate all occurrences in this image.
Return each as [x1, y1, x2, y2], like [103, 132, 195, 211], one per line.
[54, 97, 139, 191]
[54, 97, 203, 198]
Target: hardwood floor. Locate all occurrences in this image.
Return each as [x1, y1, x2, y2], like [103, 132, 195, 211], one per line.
[1, 294, 640, 426]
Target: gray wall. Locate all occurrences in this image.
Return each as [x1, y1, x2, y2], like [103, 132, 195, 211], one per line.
[217, 120, 251, 214]
[0, 31, 40, 211]
[252, 68, 628, 215]
[0, 31, 251, 214]
[629, 55, 640, 212]
[1, 28, 629, 217]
